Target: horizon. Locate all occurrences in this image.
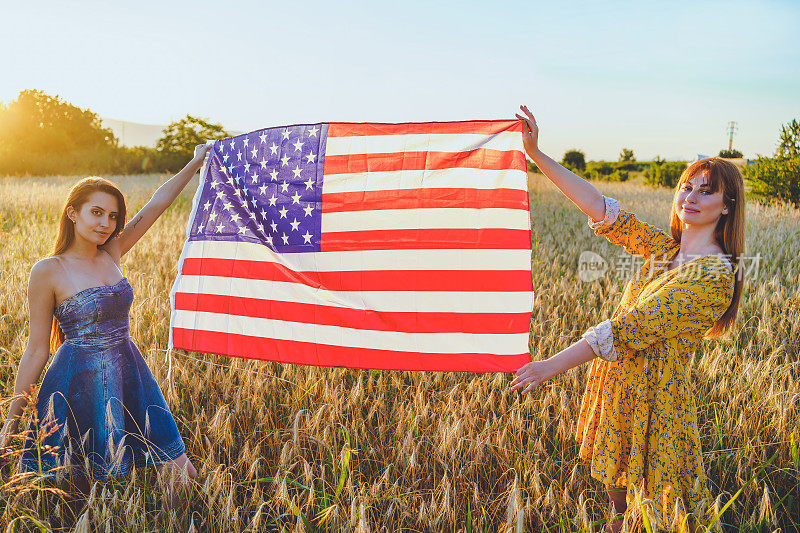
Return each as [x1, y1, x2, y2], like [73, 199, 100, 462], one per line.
[2, 0, 799, 161]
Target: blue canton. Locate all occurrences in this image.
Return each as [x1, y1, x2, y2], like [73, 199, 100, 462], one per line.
[189, 123, 328, 253]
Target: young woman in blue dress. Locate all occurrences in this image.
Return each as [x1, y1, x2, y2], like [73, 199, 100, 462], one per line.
[0, 143, 211, 500]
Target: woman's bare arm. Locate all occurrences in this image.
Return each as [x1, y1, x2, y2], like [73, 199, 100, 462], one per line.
[510, 338, 596, 394]
[0, 261, 56, 448]
[104, 143, 212, 262]
[516, 105, 606, 222]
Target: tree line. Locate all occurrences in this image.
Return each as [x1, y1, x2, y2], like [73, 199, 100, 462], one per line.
[528, 121, 800, 208]
[0, 90, 230, 176]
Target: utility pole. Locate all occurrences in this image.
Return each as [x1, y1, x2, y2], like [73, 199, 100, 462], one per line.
[726, 121, 738, 151]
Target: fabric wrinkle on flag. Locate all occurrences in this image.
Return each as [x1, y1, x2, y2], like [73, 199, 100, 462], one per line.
[169, 119, 533, 372]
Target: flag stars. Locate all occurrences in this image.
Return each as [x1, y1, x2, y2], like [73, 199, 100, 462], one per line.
[231, 213, 241, 223]
[268, 194, 277, 206]
[269, 143, 279, 155]
[251, 172, 259, 183]
[209, 212, 218, 221]
[305, 152, 316, 163]
[293, 139, 304, 152]
[238, 226, 248, 235]
[302, 230, 313, 243]
[303, 204, 314, 217]
[259, 184, 268, 195]
[216, 222, 225, 232]
[203, 201, 211, 210]
[290, 218, 300, 231]
[223, 201, 233, 211]
[281, 130, 290, 140]
[197, 224, 204, 233]
[223, 153, 230, 162]
[270, 221, 278, 232]
[280, 154, 290, 167]
[244, 162, 251, 172]
[304, 177, 315, 190]
[281, 233, 289, 245]
[307, 126, 319, 137]
[291, 191, 301, 204]
[237, 150, 242, 161]
[243, 137, 249, 147]
[292, 165, 303, 178]
[280, 181, 289, 193]
[259, 132, 268, 143]
[269, 169, 279, 181]
[266, 235, 273, 246]
[279, 206, 288, 218]
[260, 158, 268, 169]
[210, 179, 219, 189]
[251, 147, 258, 158]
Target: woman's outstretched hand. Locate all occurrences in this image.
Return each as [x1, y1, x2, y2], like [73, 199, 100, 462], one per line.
[193, 143, 212, 162]
[510, 360, 555, 394]
[515, 105, 539, 160]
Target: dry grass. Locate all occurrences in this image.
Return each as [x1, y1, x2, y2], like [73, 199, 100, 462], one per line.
[0, 173, 798, 532]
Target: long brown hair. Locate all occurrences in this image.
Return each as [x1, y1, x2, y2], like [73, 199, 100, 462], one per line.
[668, 157, 745, 338]
[50, 177, 127, 352]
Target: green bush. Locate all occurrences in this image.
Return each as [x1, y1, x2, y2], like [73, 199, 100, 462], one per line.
[562, 149, 586, 172]
[719, 149, 743, 159]
[643, 159, 686, 188]
[743, 156, 800, 208]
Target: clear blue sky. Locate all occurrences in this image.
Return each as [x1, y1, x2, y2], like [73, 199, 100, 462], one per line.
[2, 0, 798, 160]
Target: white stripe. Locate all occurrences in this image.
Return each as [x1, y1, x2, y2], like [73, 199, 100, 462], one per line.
[180, 240, 532, 272]
[322, 208, 529, 232]
[323, 167, 527, 192]
[172, 310, 529, 355]
[325, 132, 521, 157]
[173, 275, 533, 313]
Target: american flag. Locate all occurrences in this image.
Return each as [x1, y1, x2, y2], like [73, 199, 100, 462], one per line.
[168, 120, 533, 372]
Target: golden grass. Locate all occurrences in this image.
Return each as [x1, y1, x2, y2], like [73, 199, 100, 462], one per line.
[0, 173, 798, 532]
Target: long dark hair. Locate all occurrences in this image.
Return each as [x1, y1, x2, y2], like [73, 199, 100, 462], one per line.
[668, 157, 745, 338]
[50, 177, 127, 352]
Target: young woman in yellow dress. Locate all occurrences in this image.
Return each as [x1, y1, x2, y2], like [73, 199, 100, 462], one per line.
[510, 106, 745, 531]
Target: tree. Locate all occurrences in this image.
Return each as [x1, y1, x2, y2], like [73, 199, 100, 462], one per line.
[156, 115, 230, 160]
[562, 149, 586, 172]
[777, 118, 800, 159]
[619, 148, 635, 162]
[0, 89, 118, 175]
[718, 149, 743, 158]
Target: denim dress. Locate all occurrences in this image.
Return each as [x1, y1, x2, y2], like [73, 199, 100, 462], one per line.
[19, 278, 185, 479]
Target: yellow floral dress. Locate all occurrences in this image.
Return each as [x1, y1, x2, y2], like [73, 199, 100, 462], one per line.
[576, 197, 735, 530]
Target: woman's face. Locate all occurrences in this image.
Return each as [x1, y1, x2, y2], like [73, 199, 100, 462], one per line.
[67, 191, 120, 246]
[674, 171, 729, 227]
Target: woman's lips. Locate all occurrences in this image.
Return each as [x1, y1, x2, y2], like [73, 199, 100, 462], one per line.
[682, 206, 699, 213]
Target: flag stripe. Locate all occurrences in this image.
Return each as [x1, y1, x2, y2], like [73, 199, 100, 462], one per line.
[322, 168, 528, 194]
[173, 328, 529, 372]
[180, 258, 532, 292]
[172, 275, 534, 313]
[320, 228, 531, 251]
[327, 120, 523, 137]
[323, 149, 525, 175]
[325, 132, 520, 156]
[180, 240, 532, 272]
[174, 293, 531, 334]
[322, 208, 529, 232]
[322, 188, 529, 212]
[172, 310, 529, 354]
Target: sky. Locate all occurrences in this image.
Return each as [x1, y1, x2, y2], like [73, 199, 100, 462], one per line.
[2, 0, 798, 160]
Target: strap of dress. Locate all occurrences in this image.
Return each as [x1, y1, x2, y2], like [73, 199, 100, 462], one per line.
[54, 256, 81, 294]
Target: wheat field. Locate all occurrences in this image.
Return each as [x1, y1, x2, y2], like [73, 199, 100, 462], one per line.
[0, 173, 798, 532]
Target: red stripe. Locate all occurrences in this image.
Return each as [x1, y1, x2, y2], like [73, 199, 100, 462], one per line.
[172, 328, 530, 372]
[327, 120, 523, 137]
[174, 293, 531, 334]
[322, 188, 528, 212]
[181, 258, 532, 292]
[323, 149, 525, 175]
[320, 228, 531, 251]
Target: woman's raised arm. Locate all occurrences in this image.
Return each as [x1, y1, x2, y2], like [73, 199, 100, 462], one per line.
[104, 143, 212, 261]
[516, 105, 606, 222]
